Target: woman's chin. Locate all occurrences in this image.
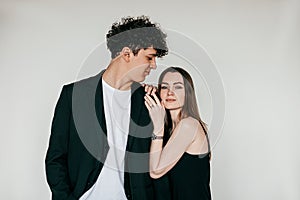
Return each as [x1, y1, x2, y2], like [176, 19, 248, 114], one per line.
[165, 105, 182, 110]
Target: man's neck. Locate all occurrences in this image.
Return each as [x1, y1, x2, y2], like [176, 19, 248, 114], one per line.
[102, 60, 132, 91]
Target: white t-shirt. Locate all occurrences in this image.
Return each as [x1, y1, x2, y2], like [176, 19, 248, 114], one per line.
[80, 78, 131, 200]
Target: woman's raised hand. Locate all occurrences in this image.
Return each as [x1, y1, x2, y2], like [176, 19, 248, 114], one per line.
[144, 91, 165, 135]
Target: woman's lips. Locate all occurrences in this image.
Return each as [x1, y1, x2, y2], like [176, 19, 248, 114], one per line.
[166, 99, 176, 102]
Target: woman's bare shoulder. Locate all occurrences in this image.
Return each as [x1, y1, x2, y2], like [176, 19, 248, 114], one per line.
[180, 116, 199, 126]
[179, 117, 206, 134]
[177, 117, 200, 132]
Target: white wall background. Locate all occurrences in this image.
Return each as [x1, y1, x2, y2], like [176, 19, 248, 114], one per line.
[1, 0, 299, 199]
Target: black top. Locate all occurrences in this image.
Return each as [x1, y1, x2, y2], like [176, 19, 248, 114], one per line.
[168, 152, 211, 200]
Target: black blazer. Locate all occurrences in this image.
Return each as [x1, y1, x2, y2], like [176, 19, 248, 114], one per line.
[45, 71, 156, 200]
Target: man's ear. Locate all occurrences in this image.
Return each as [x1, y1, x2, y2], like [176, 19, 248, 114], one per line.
[121, 47, 131, 62]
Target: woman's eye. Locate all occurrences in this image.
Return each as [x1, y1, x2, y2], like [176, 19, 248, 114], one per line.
[161, 86, 168, 89]
[175, 86, 183, 89]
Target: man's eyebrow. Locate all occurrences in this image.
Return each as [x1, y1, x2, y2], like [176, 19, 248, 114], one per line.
[148, 53, 157, 57]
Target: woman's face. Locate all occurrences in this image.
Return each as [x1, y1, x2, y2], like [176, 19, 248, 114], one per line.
[160, 72, 185, 110]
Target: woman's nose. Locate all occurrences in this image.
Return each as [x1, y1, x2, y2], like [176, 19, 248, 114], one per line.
[167, 88, 174, 95]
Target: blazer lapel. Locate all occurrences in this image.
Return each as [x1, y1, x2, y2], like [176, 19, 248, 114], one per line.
[126, 82, 144, 151]
[95, 70, 107, 136]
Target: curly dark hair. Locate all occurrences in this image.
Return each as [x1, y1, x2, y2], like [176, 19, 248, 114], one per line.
[106, 16, 168, 59]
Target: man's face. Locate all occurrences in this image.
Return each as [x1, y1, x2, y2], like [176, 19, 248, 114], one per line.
[128, 47, 157, 82]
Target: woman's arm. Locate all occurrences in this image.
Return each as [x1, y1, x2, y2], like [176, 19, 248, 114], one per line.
[144, 91, 205, 178]
[149, 117, 200, 178]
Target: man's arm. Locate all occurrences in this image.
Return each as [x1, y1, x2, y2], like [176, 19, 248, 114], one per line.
[45, 85, 76, 200]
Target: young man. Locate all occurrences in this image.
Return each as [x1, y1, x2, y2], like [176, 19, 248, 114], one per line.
[45, 16, 168, 200]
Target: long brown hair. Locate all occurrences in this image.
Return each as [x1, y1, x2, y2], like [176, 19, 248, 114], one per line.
[158, 67, 211, 156]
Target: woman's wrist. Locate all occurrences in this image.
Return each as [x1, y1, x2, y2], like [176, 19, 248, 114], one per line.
[153, 126, 164, 135]
[151, 133, 164, 140]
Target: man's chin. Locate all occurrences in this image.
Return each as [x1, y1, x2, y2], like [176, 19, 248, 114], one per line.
[136, 76, 146, 83]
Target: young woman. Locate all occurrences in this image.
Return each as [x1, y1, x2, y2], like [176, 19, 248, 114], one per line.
[144, 67, 211, 200]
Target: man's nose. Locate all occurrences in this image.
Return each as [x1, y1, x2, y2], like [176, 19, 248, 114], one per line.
[150, 57, 157, 69]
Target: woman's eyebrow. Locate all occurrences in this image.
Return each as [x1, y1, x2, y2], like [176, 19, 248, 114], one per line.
[161, 82, 183, 85]
[173, 82, 184, 85]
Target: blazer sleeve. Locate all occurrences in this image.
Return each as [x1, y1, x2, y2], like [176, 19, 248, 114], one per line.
[45, 85, 76, 200]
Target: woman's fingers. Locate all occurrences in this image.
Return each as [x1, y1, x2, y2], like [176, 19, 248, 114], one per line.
[144, 100, 151, 111]
[152, 86, 157, 94]
[161, 100, 165, 108]
[145, 92, 162, 107]
[144, 95, 153, 109]
[143, 84, 157, 95]
[151, 92, 161, 106]
[144, 84, 149, 93]
[146, 85, 155, 95]
[145, 94, 156, 106]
